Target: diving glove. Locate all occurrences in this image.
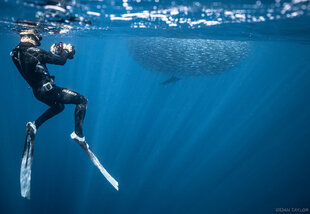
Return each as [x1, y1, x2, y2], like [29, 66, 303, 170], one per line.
[63, 43, 75, 59]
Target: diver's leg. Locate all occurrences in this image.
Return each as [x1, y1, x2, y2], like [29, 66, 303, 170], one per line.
[74, 96, 88, 137]
[32, 86, 65, 130]
[56, 88, 88, 138]
[34, 103, 65, 128]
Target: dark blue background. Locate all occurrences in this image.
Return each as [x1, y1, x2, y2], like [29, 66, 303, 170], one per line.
[0, 32, 310, 214]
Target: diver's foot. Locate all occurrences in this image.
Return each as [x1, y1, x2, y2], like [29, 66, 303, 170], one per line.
[26, 122, 37, 136]
[70, 131, 88, 148]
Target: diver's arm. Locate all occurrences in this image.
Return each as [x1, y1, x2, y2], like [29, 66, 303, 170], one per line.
[42, 49, 69, 65]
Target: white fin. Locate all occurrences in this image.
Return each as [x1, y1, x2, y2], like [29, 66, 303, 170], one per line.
[70, 131, 119, 191]
[20, 134, 34, 199]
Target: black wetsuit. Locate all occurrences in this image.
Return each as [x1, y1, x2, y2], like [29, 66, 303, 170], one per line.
[11, 42, 87, 137]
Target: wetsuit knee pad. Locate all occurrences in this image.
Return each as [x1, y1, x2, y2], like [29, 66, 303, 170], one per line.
[79, 96, 88, 107]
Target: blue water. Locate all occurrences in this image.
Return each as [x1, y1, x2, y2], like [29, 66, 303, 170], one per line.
[1, 0, 310, 214]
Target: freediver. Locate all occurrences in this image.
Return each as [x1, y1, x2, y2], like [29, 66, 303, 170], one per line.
[11, 29, 88, 146]
[11, 29, 118, 198]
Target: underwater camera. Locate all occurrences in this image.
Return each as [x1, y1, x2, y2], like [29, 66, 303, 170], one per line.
[53, 42, 64, 55]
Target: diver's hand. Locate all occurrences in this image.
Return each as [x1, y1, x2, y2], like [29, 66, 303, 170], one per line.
[63, 43, 73, 53]
[63, 43, 75, 59]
